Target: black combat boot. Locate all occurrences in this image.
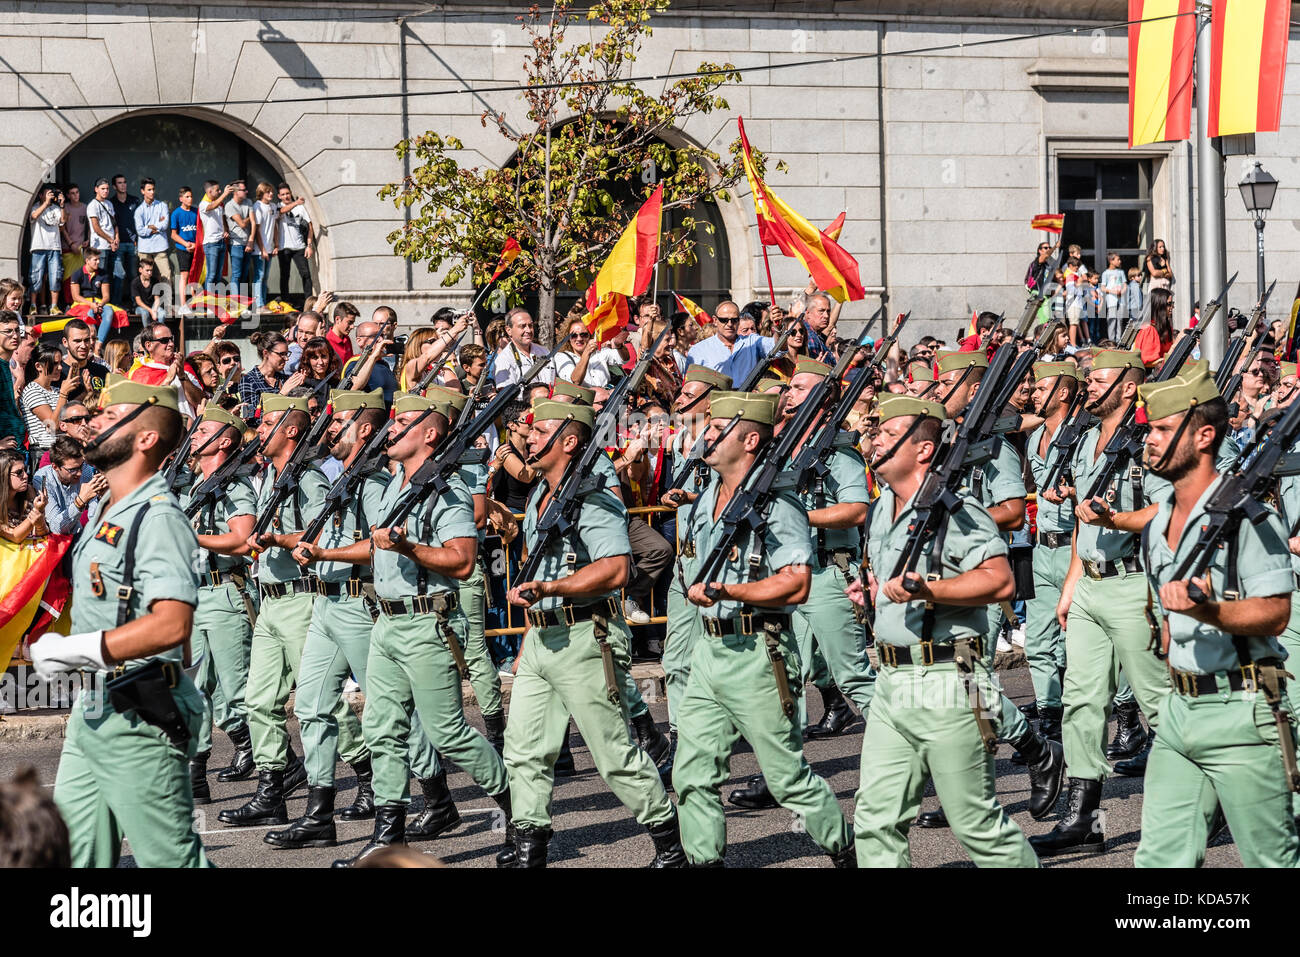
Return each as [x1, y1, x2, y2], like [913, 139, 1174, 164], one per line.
[646, 813, 687, 868]
[659, 731, 677, 791]
[264, 786, 337, 848]
[1113, 732, 1153, 777]
[1028, 778, 1105, 857]
[216, 723, 255, 782]
[803, 684, 857, 739]
[554, 736, 577, 777]
[690, 858, 725, 867]
[1018, 701, 1040, 720]
[406, 771, 460, 841]
[632, 713, 672, 766]
[727, 774, 778, 810]
[489, 789, 518, 866]
[1106, 701, 1147, 761]
[914, 807, 948, 828]
[190, 749, 211, 805]
[509, 826, 552, 868]
[829, 846, 857, 868]
[1013, 727, 1066, 820]
[218, 769, 288, 826]
[331, 803, 405, 868]
[1038, 705, 1064, 743]
[282, 742, 308, 796]
[483, 710, 506, 755]
[337, 757, 375, 821]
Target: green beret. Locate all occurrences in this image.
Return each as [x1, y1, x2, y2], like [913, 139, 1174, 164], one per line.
[906, 360, 934, 382]
[531, 399, 596, 429]
[202, 406, 248, 433]
[878, 393, 947, 424]
[793, 358, 833, 379]
[426, 384, 469, 414]
[99, 376, 180, 414]
[1283, 361, 1298, 379]
[1138, 364, 1220, 422]
[1033, 360, 1080, 381]
[1092, 349, 1143, 372]
[551, 379, 595, 405]
[935, 350, 988, 376]
[329, 388, 385, 413]
[684, 366, 732, 390]
[710, 391, 779, 426]
[393, 392, 452, 420]
[260, 393, 309, 416]
[754, 377, 787, 394]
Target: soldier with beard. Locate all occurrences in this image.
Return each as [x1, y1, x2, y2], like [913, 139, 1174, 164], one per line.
[32, 375, 211, 867]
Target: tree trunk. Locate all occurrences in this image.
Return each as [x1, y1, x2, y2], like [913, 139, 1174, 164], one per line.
[535, 248, 557, 347]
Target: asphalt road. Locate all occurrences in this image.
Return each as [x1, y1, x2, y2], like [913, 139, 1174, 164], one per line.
[0, 664, 1243, 868]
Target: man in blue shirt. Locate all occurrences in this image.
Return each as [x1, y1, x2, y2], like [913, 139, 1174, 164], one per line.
[170, 187, 199, 277]
[685, 300, 774, 385]
[341, 315, 398, 403]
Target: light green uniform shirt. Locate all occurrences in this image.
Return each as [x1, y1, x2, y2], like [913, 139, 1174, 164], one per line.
[254, 463, 329, 585]
[964, 436, 1025, 509]
[796, 439, 869, 561]
[684, 483, 813, 621]
[1070, 427, 1171, 565]
[316, 470, 389, 583]
[1275, 439, 1300, 575]
[373, 463, 478, 599]
[461, 461, 490, 544]
[73, 473, 199, 669]
[180, 473, 256, 574]
[1027, 423, 1076, 534]
[867, 487, 1008, 648]
[1144, 475, 1293, 674]
[522, 478, 630, 614]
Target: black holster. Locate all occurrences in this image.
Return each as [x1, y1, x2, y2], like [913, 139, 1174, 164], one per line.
[107, 661, 190, 750]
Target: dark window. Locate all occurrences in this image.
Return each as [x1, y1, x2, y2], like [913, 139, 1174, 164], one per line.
[1057, 158, 1153, 274]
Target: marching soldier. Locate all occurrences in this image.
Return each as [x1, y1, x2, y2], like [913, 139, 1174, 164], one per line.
[33, 375, 211, 867]
[727, 359, 877, 810]
[503, 399, 685, 868]
[180, 407, 258, 802]
[220, 394, 367, 827]
[1133, 366, 1299, 867]
[851, 394, 1038, 867]
[335, 392, 511, 866]
[1032, 349, 1170, 856]
[1021, 361, 1079, 739]
[673, 390, 856, 868]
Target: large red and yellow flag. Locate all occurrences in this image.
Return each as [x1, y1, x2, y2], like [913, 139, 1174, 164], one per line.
[584, 185, 662, 313]
[583, 293, 630, 346]
[1208, 0, 1291, 137]
[737, 118, 866, 303]
[1127, 0, 1196, 148]
[0, 534, 72, 673]
[825, 212, 846, 242]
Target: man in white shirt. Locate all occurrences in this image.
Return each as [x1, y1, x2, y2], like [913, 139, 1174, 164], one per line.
[276, 183, 314, 300]
[28, 186, 66, 315]
[133, 177, 172, 287]
[85, 178, 118, 294]
[550, 318, 625, 388]
[491, 307, 552, 387]
[198, 179, 234, 294]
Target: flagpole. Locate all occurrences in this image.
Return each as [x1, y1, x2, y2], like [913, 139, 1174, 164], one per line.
[1195, 0, 1228, 370]
[760, 243, 777, 308]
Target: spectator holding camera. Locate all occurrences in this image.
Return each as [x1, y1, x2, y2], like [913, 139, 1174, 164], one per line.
[198, 179, 234, 293]
[276, 183, 314, 299]
[28, 186, 66, 316]
[33, 435, 104, 535]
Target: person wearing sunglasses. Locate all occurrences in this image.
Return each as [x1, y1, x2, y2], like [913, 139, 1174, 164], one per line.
[553, 317, 623, 389]
[684, 299, 776, 386]
[239, 331, 301, 415]
[32, 434, 104, 534]
[126, 322, 179, 386]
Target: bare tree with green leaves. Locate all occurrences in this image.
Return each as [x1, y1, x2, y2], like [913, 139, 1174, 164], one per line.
[381, 0, 777, 343]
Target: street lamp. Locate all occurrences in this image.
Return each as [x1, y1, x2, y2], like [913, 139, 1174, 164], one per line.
[1238, 160, 1278, 301]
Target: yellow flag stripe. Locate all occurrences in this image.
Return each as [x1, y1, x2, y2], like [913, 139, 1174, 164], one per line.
[1216, 0, 1267, 136]
[1131, 0, 1181, 146]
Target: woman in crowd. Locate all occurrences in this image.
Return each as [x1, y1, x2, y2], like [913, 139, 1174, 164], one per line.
[0, 450, 48, 544]
[1229, 351, 1281, 448]
[489, 400, 540, 515]
[1135, 286, 1176, 369]
[1145, 239, 1173, 290]
[21, 346, 67, 454]
[101, 338, 132, 376]
[768, 318, 811, 381]
[240, 330, 302, 413]
[639, 317, 682, 410]
[299, 335, 342, 394]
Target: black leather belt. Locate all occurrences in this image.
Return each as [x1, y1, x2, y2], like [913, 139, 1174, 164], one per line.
[260, 577, 320, 599]
[701, 611, 791, 638]
[378, 592, 458, 617]
[1170, 660, 1284, 698]
[525, 598, 619, 630]
[1035, 530, 1070, 549]
[319, 577, 373, 598]
[877, 637, 984, 668]
[1080, 554, 1142, 580]
[202, 569, 245, 587]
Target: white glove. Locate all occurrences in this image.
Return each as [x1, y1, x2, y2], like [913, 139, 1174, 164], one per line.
[30, 631, 108, 679]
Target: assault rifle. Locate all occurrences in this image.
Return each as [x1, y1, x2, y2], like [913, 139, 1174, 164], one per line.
[164, 368, 239, 494]
[1216, 279, 1276, 409]
[295, 419, 393, 549]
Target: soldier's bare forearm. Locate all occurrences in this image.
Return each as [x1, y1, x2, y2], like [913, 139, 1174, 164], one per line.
[719, 564, 810, 608]
[807, 502, 867, 530]
[539, 554, 628, 601]
[104, 599, 195, 661]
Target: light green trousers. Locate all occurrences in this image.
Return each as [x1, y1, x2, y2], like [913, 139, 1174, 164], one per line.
[854, 661, 1039, 868]
[364, 606, 507, 806]
[1277, 591, 1300, 816]
[673, 623, 852, 863]
[504, 616, 674, 830]
[982, 603, 1031, 743]
[1023, 544, 1070, 710]
[54, 679, 212, 868]
[662, 579, 701, 731]
[460, 559, 504, 719]
[246, 591, 318, 769]
[1062, 572, 1169, 781]
[792, 563, 876, 719]
[192, 580, 253, 755]
[1134, 689, 1300, 867]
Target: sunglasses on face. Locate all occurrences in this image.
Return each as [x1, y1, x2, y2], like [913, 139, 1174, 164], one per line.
[220, 357, 238, 366]
[271, 350, 289, 359]
[63, 415, 90, 424]
[715, 316, 738, 325]
[150, 336, 174, 345]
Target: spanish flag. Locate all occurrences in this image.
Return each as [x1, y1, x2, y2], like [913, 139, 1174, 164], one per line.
[673, 292, 711, 326]
[738, 118, 866, 303]
[0, 534, 72, 673]
[1127, 0, 1196, 148]
[1207, 0, 1291, 137]
[825, 212, 846, 242]
[490, 237, 522, 283]
[1031, 213, 1065, 234]
[584, 185, 662, 313]
[583, 294, 630, 346]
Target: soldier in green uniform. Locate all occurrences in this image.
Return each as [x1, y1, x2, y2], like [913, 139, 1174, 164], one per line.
[502, 400, 685, 868]
[673, 391, 855, 868]
[727, 359, 877, 810]
[334, 392, 511, 866]
[1022, 361, 1080, 739]
[179, 407, 258, 803]
[34, 375, 211, 867]
[661, 366, 731, 771]
[220, 394, 365, 827]
[1031, 349, 1171, 855]
[1269, 370, 1300, 822]
[1132, 367, 1299, 867]
[852, 394, 1038, 868]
